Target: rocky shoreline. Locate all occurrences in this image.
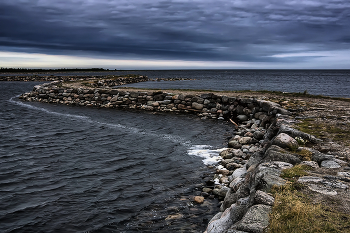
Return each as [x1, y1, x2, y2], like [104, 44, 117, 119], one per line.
[17, 78, 350, 232]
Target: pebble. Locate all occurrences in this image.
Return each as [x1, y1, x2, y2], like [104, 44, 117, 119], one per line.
[194, 196, 205, 204]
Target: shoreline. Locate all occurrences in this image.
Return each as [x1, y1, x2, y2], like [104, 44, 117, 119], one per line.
[13, 77, 350, 232]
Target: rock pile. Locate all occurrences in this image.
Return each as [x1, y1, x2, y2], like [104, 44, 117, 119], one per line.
[0, 75, 148, 84]
[204, 113, 349, 233]
[151, 77, 196, 81]
[19, 81, 288, 123]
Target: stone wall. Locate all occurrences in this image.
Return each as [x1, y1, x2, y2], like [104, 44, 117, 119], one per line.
[19, 81, 289, 126]
[0, 75, 149, 84]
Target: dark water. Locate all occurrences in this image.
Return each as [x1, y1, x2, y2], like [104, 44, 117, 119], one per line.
[0, 82, 231, 233]
[2, 69, 349, 98]
[120, 70, 350, 98]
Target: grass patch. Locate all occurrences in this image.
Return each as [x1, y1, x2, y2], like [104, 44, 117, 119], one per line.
[297, 118, 350, 145]
[268, 165, 350, 233]
[280, 164, 312, 180]
[295, 149, 313, 161]
[268, 184, 350, 233]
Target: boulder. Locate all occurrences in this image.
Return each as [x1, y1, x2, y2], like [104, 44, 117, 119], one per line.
[235, 204, 272, 233]
[312, 151, 335, 163]
[213, 186, 230, 197]
[258, 161, 293, 170]
[220, 149, 234, 159]
[255, 167, 286, 192]
[229, 177, 245, 192]
[277, 125, 321, 144]
[192, 102, 204, 110]
[206, 206, 234, 233]
[206, 203, 247, 233]
[237, 115, 248, 121]
[253, 190, 275, 206]
[321, 160, 341, 169]
[272, 133, 299, 150]
[229, 140, 242, 149]
[226, 162, 243, 170]
[253, 131, 265, 140]
[239, 137, 254, 145]
[229, 167, 247, 182]
[262, 145, 301, 165]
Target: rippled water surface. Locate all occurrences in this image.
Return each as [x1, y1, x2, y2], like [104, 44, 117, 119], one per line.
[115, 70, 350, 98]
[0, 82, 231, 233]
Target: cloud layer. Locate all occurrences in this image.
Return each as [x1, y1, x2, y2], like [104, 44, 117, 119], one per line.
[1, 0, 349, 68]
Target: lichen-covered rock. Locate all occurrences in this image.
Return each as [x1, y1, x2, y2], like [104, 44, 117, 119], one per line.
[263, 145, 301, 165]
[254, 167, 287, 192]
[278, 125, 321, 144]
[253, 190, 275, 206]
[229, 167, 247, 182]
[239, 137, 254, 145]
[220, 148, 235, 159]
[258, 161, 293, 170]
[272, 133, 299, 150]
[321, 160, 341, 168]
[229, 140, 242, 149]
[229, 177, 245, 192]
[206, 203, 246, 233]
[213, 186, 230, 197]
[235, 204, 272, 233]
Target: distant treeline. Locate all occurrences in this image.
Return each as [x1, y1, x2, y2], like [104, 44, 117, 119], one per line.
[0, 68, 108, 73]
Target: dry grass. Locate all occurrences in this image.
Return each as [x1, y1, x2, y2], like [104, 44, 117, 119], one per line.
[296, 149, 313, 161]
[280, 164, 312, 179]
[297, 118, 350, 146]
[268, 184, 350, 233]
[267, 165, 350, 233]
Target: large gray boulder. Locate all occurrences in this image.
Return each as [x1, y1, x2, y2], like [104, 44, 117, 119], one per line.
[253, 190, 275, 206]
[254, 167, 287, 192]
[235, 204, 272, 233]
[262, 145, 301, 165]
[272, 133, 299, 150]
[321, 160, 341, 169]
[299, 147, 335, 163]
[205, 203, 247, 233]
[229, 140, 242, 149]
[277, 125, 321, 144]
[192, 102, 204, 110]
[246, 152, 265, 169]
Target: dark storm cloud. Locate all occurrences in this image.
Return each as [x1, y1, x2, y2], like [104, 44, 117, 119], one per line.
[1, 0, 350, 62]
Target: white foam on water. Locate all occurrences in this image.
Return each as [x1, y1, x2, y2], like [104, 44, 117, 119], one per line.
[9, 96, 192, 146]
[187, 145, 227, 165]
[8, 96, 90, 120]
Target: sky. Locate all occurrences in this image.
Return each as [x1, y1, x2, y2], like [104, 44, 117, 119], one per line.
[1, 0, 350, 69]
